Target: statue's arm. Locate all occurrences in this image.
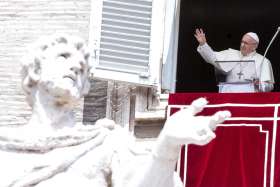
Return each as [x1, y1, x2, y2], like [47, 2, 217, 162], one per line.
[123, 152, 183, 187]
[110, 145, 183, 187]
[124, 98, 230, 187]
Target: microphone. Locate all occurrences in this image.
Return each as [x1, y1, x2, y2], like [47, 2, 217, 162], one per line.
[262, 27, 280, 64]
[258, 26, 280, 91]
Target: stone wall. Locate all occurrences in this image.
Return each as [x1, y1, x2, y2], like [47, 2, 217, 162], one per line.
[0, 0, 104, 126]
[0, 1, 165, 134]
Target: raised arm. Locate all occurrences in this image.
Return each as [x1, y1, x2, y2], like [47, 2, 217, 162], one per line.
[194, 28, 218, 64]
[194, 28, 229, 72]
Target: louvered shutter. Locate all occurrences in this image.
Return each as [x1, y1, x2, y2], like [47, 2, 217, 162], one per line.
[89, 0, 165, 87]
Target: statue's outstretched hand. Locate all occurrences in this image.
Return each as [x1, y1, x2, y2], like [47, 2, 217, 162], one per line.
[154, 98, 231, 160]
[163, 98, 230, 146]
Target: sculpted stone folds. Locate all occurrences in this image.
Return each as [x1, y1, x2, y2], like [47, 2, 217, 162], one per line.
[0, 34, 230, 187]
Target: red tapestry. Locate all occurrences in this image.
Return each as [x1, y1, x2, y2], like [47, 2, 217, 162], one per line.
[168, 92, 280, 187]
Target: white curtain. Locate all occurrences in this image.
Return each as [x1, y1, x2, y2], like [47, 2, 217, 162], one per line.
[161, 0, 180, 92]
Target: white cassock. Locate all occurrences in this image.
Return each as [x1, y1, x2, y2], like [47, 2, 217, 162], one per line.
[197, 43, 274, 92]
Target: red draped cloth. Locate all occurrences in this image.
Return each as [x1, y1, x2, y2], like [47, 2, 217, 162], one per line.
[168, 93, 280, 187]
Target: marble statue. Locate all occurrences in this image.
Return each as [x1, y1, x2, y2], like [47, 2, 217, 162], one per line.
[0, 34, 231, 187]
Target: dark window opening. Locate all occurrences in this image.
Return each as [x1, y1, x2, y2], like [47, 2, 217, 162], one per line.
[176, 0, 280, 92]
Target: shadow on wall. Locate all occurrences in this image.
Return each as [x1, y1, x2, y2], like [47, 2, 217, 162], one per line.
[83, 79, 107, 124]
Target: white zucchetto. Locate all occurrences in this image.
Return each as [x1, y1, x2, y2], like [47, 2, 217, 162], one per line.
[246, 32, 259, 43]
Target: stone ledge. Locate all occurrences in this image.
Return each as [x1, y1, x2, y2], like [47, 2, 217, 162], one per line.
[135, 110, 166, 123]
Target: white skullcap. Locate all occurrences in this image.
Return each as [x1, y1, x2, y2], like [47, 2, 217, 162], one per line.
[246, 32, 259, 43]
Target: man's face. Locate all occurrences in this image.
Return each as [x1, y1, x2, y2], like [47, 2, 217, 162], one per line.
[39, 44, 89, 105]
[240, 34, 258, 56]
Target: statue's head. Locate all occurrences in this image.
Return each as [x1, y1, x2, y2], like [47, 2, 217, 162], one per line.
[21, 34, 92, 107]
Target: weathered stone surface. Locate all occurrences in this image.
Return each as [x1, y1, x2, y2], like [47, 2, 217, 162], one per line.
[0, 0, 91, 126]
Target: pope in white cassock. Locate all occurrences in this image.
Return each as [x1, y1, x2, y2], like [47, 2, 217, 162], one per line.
[194, 28, 274, 92]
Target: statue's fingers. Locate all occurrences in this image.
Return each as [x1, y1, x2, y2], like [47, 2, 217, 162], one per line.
[190, 130, 216, 146]
[170, 98, 207, 119]
[187, 97, 208, 115]
[208, 110, 231, 130]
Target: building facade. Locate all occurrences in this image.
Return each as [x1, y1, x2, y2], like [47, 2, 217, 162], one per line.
[0, 0, 180, 138]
